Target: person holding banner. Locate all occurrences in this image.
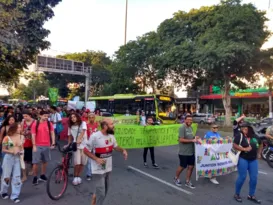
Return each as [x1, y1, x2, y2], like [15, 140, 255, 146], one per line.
[174, 115, 200, 189]
[204, 124, 221, 185]
[233, 122, 262, 204]
[143, 116, 159, 169]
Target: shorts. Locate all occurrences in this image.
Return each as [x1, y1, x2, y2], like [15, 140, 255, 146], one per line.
[179, 154, 195, 168]
[73, 149, 87, 165]
[91, 173, 110, 205]
[24, 147, 33, 163]
[32, 146, 51, 164]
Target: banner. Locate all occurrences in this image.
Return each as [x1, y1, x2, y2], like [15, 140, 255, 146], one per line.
[195, 138, 237, 181]
[114, 123, 198, 149]
[95, 115, 138, 125]
[48, 88, 59, 106]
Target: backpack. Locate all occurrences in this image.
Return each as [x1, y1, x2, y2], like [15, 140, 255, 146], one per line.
[35, 120, 52, 144]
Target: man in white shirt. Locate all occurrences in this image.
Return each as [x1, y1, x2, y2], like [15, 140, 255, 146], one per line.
[84, 118, 128, 205]
[50, 106, 62, 139]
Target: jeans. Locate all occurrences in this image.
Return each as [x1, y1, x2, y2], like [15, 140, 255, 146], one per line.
[235, 157, 258, 196]
[85, 158, 92, 177]
[0, 153, 22, 200]
[143, 147, 155, 164]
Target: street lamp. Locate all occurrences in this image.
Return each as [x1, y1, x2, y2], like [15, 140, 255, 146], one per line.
[124, 0, 128, 45]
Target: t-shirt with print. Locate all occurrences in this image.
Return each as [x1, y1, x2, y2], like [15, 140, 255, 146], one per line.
[86, 122, 98, 139]
[86, 131, 118, 174]
[266, 125, 273, 145]
[68, 121, 87, 149]
[31, 121, 54, 147]
[50, 112, 62, 129]
[178, 124, 195, 156]
[233, 132, 261, 161]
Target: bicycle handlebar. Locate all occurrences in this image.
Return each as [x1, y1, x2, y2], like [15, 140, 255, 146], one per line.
[55, 142, 73, 154]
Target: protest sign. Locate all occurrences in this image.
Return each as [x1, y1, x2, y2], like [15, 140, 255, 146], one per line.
[195, 138, 237, 181]
[114, 123, 198, 149]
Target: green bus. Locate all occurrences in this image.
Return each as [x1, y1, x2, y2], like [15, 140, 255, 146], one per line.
[89, 94, 177, 124]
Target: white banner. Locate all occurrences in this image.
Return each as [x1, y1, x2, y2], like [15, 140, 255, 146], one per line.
[195, 139, 237, 181]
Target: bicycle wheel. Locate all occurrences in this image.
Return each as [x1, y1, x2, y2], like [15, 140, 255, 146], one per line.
[46, 166, 68, 200]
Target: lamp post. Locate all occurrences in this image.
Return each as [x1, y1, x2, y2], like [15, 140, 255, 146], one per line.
[124, 0, 128, 45]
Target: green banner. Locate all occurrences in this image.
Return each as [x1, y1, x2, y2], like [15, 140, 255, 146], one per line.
[48, 87, 59, 106]
[114, 124, 198, 149]
[95, 115, 138, 125]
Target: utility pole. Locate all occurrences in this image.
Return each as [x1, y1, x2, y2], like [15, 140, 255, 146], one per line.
[124, 0, 128, 45]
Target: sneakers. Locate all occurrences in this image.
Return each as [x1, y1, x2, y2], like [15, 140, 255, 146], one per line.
[1, 193, 9, 199]
[86, 175, 92, 181]
[210, 177, 219, 185]
[32, 176, 38, 186]
[13, 198, 20, 203]
[77, 177, 82, 184]
[185, 181, 196, 189]
[144, 162, 148, 168]
[72, 177, 78, 186]
[39, 175, 47, 182]
[152, 163, 159, 169]
[174, 178, 182, 187]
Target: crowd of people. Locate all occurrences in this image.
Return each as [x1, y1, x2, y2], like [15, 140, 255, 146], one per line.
[0, 104, 265, 204]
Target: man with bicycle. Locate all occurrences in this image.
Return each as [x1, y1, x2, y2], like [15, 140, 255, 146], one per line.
[84, 118, 128, 205]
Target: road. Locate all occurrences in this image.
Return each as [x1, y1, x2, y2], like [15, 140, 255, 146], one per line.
[3, 129, 273, 205]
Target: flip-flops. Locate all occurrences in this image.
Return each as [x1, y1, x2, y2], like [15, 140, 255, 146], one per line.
[234, 195, 242, 203]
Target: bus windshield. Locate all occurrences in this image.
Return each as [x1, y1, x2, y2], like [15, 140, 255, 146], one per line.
[157, 96, 177, 120]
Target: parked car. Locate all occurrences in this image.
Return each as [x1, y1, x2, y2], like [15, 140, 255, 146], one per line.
[192, 113, 215, 124]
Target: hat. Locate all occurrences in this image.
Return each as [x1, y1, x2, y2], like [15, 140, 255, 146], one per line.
[85, 109, 91, 113]
[240, 121, 251, 128]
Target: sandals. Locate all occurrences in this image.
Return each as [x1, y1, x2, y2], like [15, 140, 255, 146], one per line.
[248, 196, 261, 204]
[234, 195, 242, 203]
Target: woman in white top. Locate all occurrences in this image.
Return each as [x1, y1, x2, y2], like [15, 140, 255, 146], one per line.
[67, 113, 88, 186]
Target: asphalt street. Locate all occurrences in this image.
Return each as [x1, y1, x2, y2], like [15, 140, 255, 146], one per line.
[1, 129, 273, 205]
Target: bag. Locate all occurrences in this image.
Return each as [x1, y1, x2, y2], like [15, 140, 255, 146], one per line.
[71, 125, 81, 152]
[56, 122, 64, 134]
[228, 134, 243, 165]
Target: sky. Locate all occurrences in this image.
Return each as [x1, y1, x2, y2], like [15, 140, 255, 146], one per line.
[42, 0, 273, 57]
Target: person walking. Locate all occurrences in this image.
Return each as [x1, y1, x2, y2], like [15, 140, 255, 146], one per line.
[21, 110, 35, 182]
[67, 113, 88, 186]
[233, 122, 262, 204]
[84, 118, 128, 205]
[143, 116, 159, 169]
[174, 115, 200, 189]
[85, 113, 99, 180]
[204, 124, 222, 184]
[31, 111, 55, 185]
[1, 123, 23, 203]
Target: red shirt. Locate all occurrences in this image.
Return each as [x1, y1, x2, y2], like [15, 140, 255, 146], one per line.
[23, 120, 35, 148]
[31, 121, 54, 147]
[86, 122, 98, 139]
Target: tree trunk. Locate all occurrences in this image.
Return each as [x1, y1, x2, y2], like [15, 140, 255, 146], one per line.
[222, 78, 232, 127]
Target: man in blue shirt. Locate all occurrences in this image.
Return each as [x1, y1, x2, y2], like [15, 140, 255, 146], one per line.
[204, 124, 221, 139]
[204, 124, 221, 184]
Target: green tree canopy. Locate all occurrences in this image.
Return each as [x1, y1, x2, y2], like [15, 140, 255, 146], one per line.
[0, 0, 62, 84]
[157, 0, 272, 125]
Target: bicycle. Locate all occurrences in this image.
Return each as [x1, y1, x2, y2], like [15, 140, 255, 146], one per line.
[46, 142, 73, 200]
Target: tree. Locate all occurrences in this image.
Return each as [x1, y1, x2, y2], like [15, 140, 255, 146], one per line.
[45, 50, 112, 98]
[157, 0, 271, 126]
[114, 32, 170, 93]
[10, 72, 49, 100]
[0, 0, 62, 84]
